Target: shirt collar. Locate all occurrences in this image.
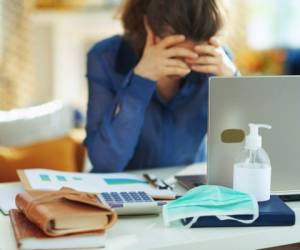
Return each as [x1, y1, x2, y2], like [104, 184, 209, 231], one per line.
[115, 37, 138, 75]
[177, 72, 208, 98]
[155, 72, 208, 108]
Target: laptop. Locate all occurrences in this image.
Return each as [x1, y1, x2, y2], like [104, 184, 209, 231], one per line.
[207, 76, 300, 197]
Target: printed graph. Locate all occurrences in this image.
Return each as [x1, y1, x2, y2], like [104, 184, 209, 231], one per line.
[39, 174, 82, 182]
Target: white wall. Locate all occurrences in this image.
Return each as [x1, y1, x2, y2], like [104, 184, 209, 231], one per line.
[31, 9, 122, 110]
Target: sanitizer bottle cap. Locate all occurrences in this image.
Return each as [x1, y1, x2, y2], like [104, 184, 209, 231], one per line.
[245, 123, 272, 150]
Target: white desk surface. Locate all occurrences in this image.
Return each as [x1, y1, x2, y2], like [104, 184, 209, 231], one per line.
[0, 166, 300, 250]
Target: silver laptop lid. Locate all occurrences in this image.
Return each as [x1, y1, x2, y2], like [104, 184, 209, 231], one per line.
[208, 76, 300, 194]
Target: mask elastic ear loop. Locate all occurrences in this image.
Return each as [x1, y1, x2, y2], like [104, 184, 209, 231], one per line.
[216, 196, 259, 224]
[216, 213, 258, 224]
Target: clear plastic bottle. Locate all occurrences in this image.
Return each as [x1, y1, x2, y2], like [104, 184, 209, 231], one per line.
[233, 124, 272, 202]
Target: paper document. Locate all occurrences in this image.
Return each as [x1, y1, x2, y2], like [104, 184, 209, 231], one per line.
[18, 169, 175, 199]
[0, 183, 24, 215]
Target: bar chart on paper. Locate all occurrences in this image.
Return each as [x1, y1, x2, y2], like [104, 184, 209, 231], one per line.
[36, 172, 147, 187]
[18, 169, 175, 199]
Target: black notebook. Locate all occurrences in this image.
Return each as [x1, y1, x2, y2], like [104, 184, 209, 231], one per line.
[182, 196, 295, 227]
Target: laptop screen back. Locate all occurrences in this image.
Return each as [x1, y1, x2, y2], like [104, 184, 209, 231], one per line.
[208, 76, 300, 194]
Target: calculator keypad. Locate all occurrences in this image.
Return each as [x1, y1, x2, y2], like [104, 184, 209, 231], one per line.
[120, 192, 134, 202]
[97, 191, 165, 215]
[99, 191, 154, 205]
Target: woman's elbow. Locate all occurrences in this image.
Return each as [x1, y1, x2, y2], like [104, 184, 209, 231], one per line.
[86, 145, 127, 173]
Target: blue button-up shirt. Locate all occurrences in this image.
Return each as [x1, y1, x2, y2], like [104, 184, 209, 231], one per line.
[84, 35, 230, 173]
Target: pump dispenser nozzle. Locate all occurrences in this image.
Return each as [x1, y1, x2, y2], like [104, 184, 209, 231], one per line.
[245, 123, 272, 150]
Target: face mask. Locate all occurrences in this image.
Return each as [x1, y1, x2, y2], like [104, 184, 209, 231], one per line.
[163, 185, 259, 227]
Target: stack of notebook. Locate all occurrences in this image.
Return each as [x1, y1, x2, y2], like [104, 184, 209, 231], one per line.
[9, 188, 117, 250]
[182, 196, 295, 227]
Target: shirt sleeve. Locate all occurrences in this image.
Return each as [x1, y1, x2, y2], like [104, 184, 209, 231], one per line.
[223, 46, 241, 76]
[84, 50, 156, 173]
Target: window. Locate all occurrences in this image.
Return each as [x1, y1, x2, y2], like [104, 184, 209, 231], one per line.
[247, 0, 300, 49]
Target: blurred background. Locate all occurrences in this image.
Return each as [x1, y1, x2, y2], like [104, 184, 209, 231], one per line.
[0, 0, 300, 111]
[1, 0, 300, 181]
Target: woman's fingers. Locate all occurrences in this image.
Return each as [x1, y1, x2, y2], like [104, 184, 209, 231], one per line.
[209, 37, 221, 48]
[185, 55, 220, 65]
[165, 47, 198, 59]
[194, 45, 220, 57]
[191, 65, 218, 74]
[164, 67, 191, 76]
[165, 59, 190, 69]
[158, 35, 186, 49]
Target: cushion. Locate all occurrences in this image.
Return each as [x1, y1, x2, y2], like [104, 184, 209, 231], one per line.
[0, 136, 78, 182]
[0, 101, 73, 147]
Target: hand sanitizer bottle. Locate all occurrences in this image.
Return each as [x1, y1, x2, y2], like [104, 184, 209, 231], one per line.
[233, 123, 272, 202]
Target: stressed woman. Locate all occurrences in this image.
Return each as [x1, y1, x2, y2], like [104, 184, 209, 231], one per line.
[84, 0, 238, 173]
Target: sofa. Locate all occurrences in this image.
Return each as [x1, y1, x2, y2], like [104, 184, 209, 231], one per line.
[0, 101, 86, 182]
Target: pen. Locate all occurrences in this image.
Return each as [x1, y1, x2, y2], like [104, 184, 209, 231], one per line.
[143, 173, 174, 190]
[143, 173, 158, 188]
[161, 180, 174, 191]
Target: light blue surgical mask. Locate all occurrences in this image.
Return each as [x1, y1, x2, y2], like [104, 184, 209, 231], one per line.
[163, 185, 259, 227]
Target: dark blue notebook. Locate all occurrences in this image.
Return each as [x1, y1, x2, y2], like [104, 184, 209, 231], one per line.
[182, 196, 295, 227]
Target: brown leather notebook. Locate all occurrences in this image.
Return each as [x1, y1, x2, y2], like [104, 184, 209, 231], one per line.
[9, 209, 106, 250]
[15, 187, 117, 236]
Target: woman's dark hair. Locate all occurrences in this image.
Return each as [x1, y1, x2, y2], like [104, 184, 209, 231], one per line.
[118, 0, 225, 57]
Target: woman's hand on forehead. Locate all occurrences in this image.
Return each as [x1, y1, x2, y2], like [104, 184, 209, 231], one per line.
[134, 30, 199, 81]
[182, 36, 237, 77]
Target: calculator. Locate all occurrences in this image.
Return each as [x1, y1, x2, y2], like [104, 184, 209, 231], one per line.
[97, 191, 167, 215]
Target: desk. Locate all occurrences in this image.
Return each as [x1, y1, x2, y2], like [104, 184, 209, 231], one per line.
[1, 166, 300, 250]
